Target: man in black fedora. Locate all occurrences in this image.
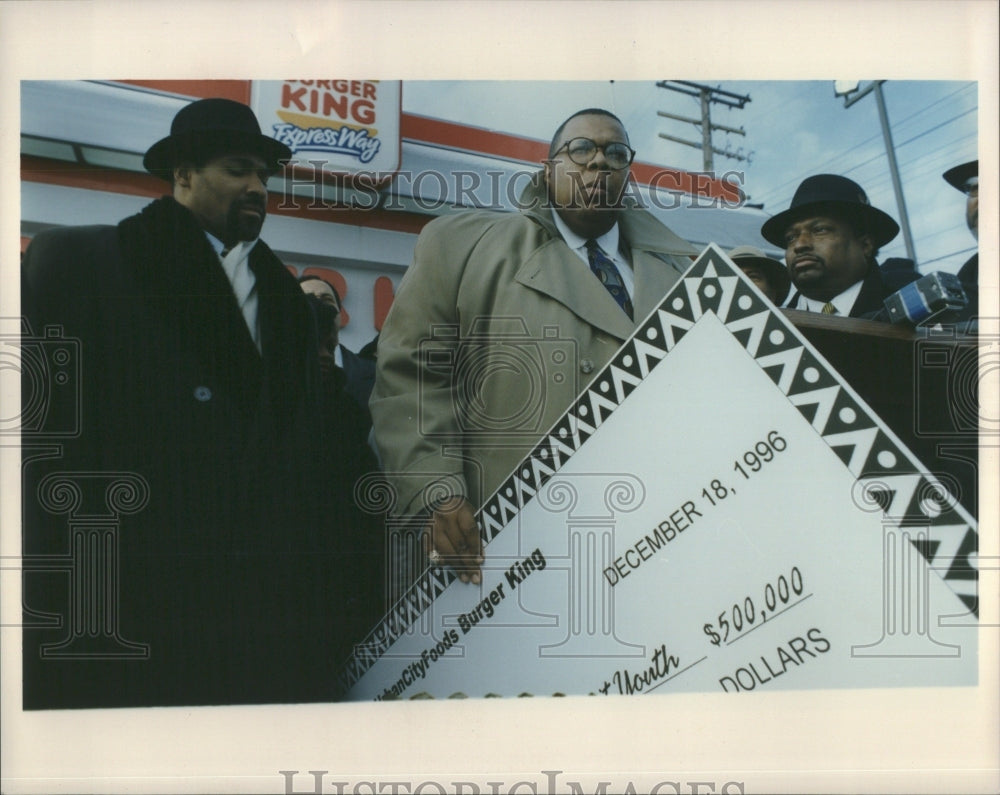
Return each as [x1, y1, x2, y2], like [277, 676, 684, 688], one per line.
[21, 98, 356, 708]
[943, 160, 978, 321]
[761, 174, 899, 318]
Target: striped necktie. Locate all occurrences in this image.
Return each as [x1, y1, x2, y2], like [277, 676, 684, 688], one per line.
[585, 239, 633, 320]
[821, 302, 837, 315]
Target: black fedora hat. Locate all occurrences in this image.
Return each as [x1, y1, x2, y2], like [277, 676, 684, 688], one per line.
[727, 245, 791, 304]
[143, 98, 292, 180]
[943, 160, 977, 192]
[761, 174, 900, 249]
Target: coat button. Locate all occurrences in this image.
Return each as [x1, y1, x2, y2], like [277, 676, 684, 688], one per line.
[580, 359, 594, 374]
[193, 386, 213, 402]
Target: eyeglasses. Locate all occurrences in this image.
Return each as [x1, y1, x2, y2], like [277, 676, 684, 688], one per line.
[553, 137, 635, 170]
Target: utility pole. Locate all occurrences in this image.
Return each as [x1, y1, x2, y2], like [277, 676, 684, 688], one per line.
[834, 80, 916, 261]
[656, 80, 752, 172]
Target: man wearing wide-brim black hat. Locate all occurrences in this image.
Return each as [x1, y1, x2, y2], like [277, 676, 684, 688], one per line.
[761, 174, 899, 318]
[943, 159, 978, 321]
[21, 98, 358, 708]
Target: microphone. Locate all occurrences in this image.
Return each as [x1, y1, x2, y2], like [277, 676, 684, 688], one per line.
[882, 271, 968, 326]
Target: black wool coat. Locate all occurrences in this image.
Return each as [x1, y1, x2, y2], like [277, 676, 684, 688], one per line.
[21, 197, 356, 708]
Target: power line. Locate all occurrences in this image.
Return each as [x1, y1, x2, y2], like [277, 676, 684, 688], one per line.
[716, 81, 976, 271]
[919, 245, 977, 268]
[882, 83, 975, 133]
[750, 83, 976, 209]
[895, 107, 978, 149]
[842, 129, 977, 195]
[655, 81, 752, 171]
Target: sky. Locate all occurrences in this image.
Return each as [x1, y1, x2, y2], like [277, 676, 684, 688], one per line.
[402, 79, 979, 274]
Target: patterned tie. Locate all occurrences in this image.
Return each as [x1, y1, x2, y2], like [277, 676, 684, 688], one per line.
[821, 302, 837, 315]
[586, 239, 633, 320]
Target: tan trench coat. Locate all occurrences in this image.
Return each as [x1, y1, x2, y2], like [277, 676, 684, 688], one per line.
[371, 173, 697, 516]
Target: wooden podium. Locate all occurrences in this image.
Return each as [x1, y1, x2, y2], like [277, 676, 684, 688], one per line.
[783, 309, 980, 518]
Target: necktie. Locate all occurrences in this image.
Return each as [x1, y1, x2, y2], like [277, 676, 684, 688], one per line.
[586, 239, 633, 320]
[821, 302, 837, 315]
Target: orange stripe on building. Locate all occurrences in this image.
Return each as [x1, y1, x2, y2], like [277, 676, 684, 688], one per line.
[116, 80, 252, 104]
[400, 113, 549, 163]
[21, 155, 432, 236]
[110, 80, 739, 200]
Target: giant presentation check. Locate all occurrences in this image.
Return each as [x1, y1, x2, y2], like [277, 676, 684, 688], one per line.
[340, 245, 978, 700]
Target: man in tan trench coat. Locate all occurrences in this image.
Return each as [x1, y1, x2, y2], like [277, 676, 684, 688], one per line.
[371, 109, 696, 591]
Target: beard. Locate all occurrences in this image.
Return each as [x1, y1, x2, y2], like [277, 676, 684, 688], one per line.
[224, 196, 267, 244]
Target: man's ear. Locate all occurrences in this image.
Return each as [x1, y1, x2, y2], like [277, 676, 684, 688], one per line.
[542, 160, 551, 188]
[859, 233, 874, 259]
[173, 165, 193, 189]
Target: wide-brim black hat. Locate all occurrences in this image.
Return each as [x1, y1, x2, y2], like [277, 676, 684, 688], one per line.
[761, 174, 900, 249]
[943, 160, 977, 192]
[144, 98, 292, 180]
[727, 245, 791, 304]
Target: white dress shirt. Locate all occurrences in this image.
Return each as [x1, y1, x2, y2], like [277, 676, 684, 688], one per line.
[551, 212, 635, 301]
[206, 233, 260, 351]
[791, 279, 864, 316]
